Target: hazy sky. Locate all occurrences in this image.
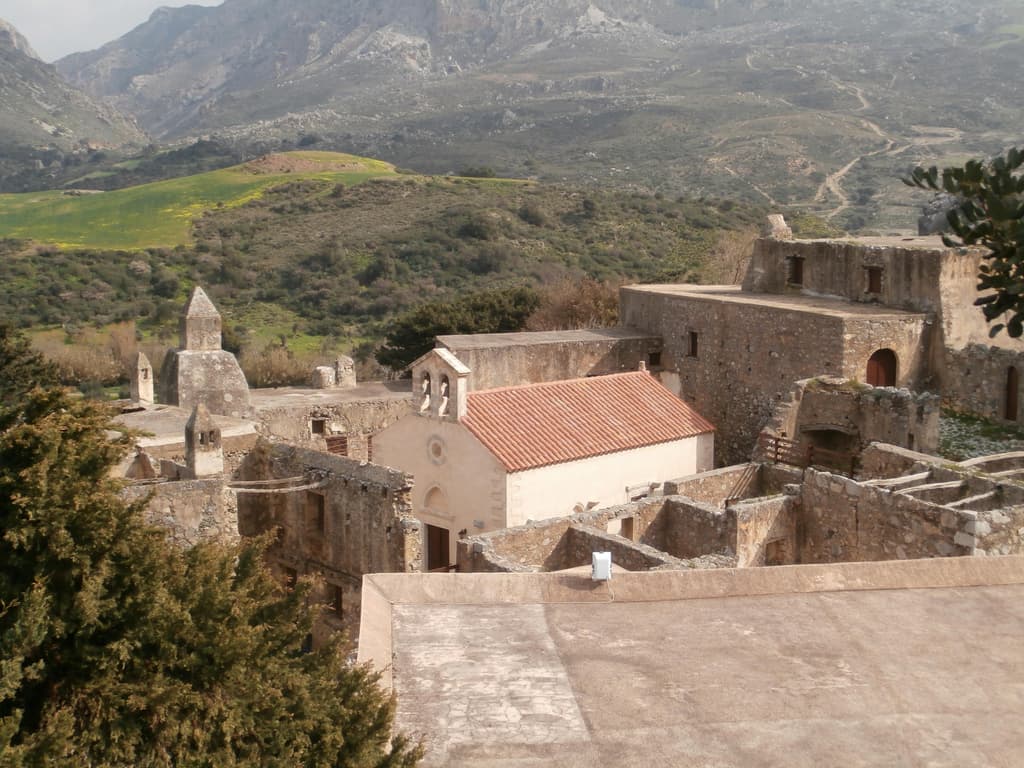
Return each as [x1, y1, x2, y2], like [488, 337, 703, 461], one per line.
[0, 0, 223, 61]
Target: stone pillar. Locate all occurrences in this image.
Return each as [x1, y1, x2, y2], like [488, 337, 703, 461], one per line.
[185, 403, 224, 479]
[335, 355, 357, 388]
[131, 351, 154, 404]
[312, 366, 336, 389]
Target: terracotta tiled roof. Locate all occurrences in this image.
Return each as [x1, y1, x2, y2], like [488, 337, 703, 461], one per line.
[462, 372, 714, 472]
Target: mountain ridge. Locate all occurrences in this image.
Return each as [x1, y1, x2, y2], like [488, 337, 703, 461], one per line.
[41, 1, 1024, 230]
[0, 17, 146, 169]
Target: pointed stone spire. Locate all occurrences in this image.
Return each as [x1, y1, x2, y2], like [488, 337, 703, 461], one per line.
[130, 351, 154, 404]
[181, 286, 222, 351]
[185, 403, 223, 478]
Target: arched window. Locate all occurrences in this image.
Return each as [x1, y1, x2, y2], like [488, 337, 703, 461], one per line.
[439, 375, 450, 417]
[419, 373, 431, 412]
[1007, 366, 1019, 421]
[866, 349, 897, 387]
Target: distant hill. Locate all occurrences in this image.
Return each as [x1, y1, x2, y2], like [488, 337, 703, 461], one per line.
[54, 0, 1024, 230]
[0, 150, 772, 348]
[0, 18, 145, 169]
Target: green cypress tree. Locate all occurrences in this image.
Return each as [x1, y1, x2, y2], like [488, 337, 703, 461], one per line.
[0, 329, 421, 767]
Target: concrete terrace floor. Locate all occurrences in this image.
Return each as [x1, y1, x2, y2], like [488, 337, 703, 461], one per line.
[622, 284, 926, 319]
[360, 558, 1024, 767]
[248, 379, 409, 410]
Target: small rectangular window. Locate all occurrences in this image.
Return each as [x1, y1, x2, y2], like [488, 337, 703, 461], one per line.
[311, 419, 326, 435]
[284, 567, 298, 589]
[866, 266, 882, 294]
[688, 331, 699, 358]
[647, 351, 662, 368]
[331, 585, 344, 618]
[787, 256, 804, 286]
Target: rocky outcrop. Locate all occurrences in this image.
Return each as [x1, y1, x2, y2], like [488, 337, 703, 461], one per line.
[0, 17, 145, 151]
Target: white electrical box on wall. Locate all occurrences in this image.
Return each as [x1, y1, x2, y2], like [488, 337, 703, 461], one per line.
[592, 551, 612, 582]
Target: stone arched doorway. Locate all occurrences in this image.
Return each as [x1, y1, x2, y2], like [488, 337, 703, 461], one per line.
[866, 349, 897, 387]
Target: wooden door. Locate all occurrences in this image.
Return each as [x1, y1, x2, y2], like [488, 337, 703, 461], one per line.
[866, 349, 897, 387]
[426, 524, 450, 572]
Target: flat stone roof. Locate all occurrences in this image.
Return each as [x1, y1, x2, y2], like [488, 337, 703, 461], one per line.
[784, 234, 985, 253]
[622, 285, 926, 319]
[439, 328, 659, 350]
[360, 557, 1024, 767]
[249, 380, 409, 410]
[114, 403, 256, 449]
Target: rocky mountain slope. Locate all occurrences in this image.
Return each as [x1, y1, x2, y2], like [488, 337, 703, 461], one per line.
[54, 1, 1024, 230]
[0, 19, 145, 158]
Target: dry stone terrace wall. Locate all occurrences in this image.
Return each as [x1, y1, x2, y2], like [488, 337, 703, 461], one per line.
[235, 442, 420, 636]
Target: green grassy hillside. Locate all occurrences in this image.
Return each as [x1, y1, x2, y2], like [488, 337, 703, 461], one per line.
[0, 152, 397, 249]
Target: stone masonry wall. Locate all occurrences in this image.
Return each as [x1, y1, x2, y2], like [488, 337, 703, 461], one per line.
[735, 495, 795, 567]
[942, 344, 1024, 424]
[641, 498, 736, 560]
[235, 442, 420, 637]
[255, 398, 411, 460]
[125, 478, 239, 547]
[663, 464, 762, 505]
[742, 238, 957, 311]
[796, 468, 975, 562]
[438, 332, 661, 391]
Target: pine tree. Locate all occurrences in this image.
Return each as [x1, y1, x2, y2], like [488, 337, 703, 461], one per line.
[0, 329, 421, 767]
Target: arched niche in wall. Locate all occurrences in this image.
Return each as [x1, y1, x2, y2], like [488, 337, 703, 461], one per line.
[866, 348, 898, 387]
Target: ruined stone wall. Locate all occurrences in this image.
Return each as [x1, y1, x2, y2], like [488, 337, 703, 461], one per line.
[456, 498, 669, 572]
[563, 527, 677, 571]
[735, 495, 795, 567]
[126, 478, 239, 547]
[858, 443, 942, 479]
[973, 506, 1024, 556]
[765, 379, 940, 457]
[641, 498, 736, 560]
[796, 469, 975, 562]
[941, 344, 1024, 424]
[254, 398, 411, 460]
[235, 442, 420, 636]
[742, 238, 958, 312]
[664, 464, 761, 505]
[438, 332, 661, 391]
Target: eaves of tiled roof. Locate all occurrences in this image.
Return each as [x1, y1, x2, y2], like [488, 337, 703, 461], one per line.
[461, 371, 714, 472]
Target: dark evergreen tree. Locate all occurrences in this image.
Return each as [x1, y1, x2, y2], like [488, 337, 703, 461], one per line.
[376, 286, 540, 370]
[0, 329, 420, 767]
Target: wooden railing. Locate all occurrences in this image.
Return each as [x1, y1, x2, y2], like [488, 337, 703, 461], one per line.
[757, 434, 856, 476]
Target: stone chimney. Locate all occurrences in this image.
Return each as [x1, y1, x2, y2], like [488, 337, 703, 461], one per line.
[131, 351, 154, 404]
[181, 286, 222, 351]
[185, 403, 223, 479]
